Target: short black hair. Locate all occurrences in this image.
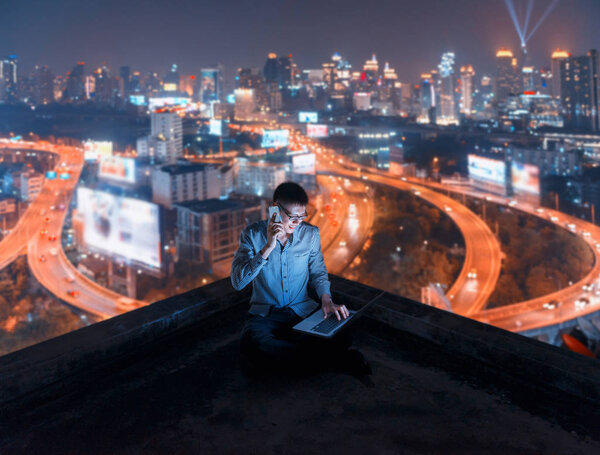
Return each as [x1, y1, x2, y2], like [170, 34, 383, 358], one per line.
[273, 182, 309, 206]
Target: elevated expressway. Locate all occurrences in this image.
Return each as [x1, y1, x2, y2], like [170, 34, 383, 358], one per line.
[0, 141, 143, 319]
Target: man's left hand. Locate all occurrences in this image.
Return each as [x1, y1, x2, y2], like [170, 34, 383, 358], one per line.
[321, 294, 349, 320]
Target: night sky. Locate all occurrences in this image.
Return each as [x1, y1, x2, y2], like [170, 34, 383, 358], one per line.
[1, 0, 599, 85]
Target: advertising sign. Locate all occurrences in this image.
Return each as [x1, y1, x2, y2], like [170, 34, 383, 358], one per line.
[148, 96, 190, 110]
[306, 124, 329, 138]
[261, 129, 289, 148]
[98, 156, 136, 184]
[84, 141, 113, 162]
[298, 112, 318, 123]
[468, 155, 506, 185]
[77, 188, 161, 268]
[209, 119, 223, 136]
[511, 162, 540, 195]
[292, 153, 316, 174]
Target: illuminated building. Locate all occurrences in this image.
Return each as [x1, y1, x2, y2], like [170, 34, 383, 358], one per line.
[200, 67, 223, 104]
[419, 73, 435, 122]
[33, 65, 54, 105]
[264, 53, 292, 89]
[237, 68, 268, 110]
[179, 75, 196, 98]
[560, 49, 599, 131]
[521, 66, 535, 93]
[438, 52, 457, 123]
[20, 172, 43, 201]
[353, 92, 371, 111]
[496, 48, 521, 102]
[460, 65, 475, 116]
[63, 62, 86, 103]
[174, 197, 263, 270]
[163, 64, 179, 92]
[234, 88, 256, 121]
[137, 112, 183, 164]
[0, 55, 18, 103]
[361, 54, 379, 89]
[235, 158, 286, 198]
[152, 163, 222, 209]
[94, 66, 118, 104]
[551, 49, 570, 100]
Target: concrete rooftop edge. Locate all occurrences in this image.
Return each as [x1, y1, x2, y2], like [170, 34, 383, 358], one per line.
[0, 275, 599, 412]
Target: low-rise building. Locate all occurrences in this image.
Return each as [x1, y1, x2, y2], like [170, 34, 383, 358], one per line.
[20, 172, 43, 201]
[152, 162, 222, 209]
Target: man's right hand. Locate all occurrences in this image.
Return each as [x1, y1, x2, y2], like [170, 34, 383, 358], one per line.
[261, 213, 283, 258]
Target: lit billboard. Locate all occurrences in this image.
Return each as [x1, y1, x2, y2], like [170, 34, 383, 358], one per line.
[307, 124, 329, 138]
[129, 95, 147, 106]
[84, 141, 113, 162]
[468, 155, 506, 185]
[98, 156, 136, 184]
[261, 129, 289, 148]
[209, 119, 224, 136]
[77, 188, 161, 268]
[511, 162, 540, 195]
[292, 153, 316, 174]
[148, 96, 190, 110]
[298, 111, 318, 123]
[200, 69, 219, 104]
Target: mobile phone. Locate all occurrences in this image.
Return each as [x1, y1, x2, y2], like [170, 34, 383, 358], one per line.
[268, 205, 282, 223]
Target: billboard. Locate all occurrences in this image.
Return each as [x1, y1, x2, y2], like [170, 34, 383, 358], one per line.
[511, 162, 540, 195]
[298, 111, 318, 123]
[468, 155, 506, 185]
[307, 124, 328, 138]
[148, 96, 190, 110]
[98, 156, 136, 184]
[261, 129, 289, 148]
[200, 69, 219, 104]
[84, 141, 113, 162]
[77, 188, 161, 268]
[292, 153, 316, 174]
[129, 95, 147, 106]
[209, 119, 224, 136]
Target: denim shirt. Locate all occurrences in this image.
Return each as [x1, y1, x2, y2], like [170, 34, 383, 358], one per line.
[230, 220, 331, 318]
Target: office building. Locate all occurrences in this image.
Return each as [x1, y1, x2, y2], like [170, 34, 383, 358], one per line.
[496, 49, 521, 103]
[119, 66, 131, 99]
[163, 64, 179, 92]
[551, 49, 570, 100]
[437, 52, 456, 123]
[0, 55, 18, 103]
[174, 197, 263, 270]
[235, 158, 286, 198]
[151, 112, 183, 160]
[33, 65, 54, 105]
[63, 62, 86, 102]
[234, 88, 256, 121]
[152, 163, 222, 209]
[353, 92, 371, 111]
[236, 68, 268, 109]
[200, 67, 223, 104]
[264, 53, 292, 89]
[20, 172, 44, 201]
[460, 65, 475, 116]
[560, 49, 599, 131]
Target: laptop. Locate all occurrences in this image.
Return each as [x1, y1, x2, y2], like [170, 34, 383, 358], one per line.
[293, 291, 385, 338]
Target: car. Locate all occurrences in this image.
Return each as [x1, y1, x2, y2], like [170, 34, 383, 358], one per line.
[50, 205, 56, 211]
[66, 290, 80, 298]
[582, 282, 594, 292]
[324, 204, 331, 211]
[48, 235, 57, 242]
[549, 215, 559, 222]
[467, 268, 477, 279]
[49, 248, 58, 256]
[348, 203, 357, 218]
[535, 207, 545, 214]
[567, 223, 576, 232]
[65, 275, 75, 283]
[40, 229, 48, 236]
[582, 231, 591, 238]
[339, 240, 347, 247]
[331, 220, 339, 227]
[575, 298, 591, 310]
[542, 300, 561, 310]
[44, 216, 51, 224]
[444, 206, 452, 212]
[508, 200, 518, 207]
[39, 254, 46, 263]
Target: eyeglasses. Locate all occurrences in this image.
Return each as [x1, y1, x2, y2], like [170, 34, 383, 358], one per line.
[277, 203, 308, 222]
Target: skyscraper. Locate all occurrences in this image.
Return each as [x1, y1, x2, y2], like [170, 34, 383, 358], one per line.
[460, 65, 475, 116]
[33, 65, 54, 105]
[119, 66, 131, 99]
[200, 67, 223, 104]
[63, 62, 86, 102]
[551, 49, 570, 100]
[560, 49, 599, 131]
[0, 55, 18, 103]
[264, 53, 291, 89]
[496, 49, 521, 102]
[438, 52, 456, 122]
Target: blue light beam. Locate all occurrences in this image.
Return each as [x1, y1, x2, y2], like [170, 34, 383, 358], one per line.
[525, 0, 560, 43]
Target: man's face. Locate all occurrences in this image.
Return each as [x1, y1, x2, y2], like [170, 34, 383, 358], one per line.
[277, 202, 307, 235]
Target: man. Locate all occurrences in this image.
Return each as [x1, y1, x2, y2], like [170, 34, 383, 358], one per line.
[231, 182, 369, 375]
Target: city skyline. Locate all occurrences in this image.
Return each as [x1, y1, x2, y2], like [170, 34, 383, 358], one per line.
[1, 0, 600, 83]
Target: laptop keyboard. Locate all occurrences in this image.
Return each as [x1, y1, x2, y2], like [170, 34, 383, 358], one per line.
[311, 316, 348, 334]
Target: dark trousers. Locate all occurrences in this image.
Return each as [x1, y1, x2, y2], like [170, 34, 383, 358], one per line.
[240, 307, 351, 371]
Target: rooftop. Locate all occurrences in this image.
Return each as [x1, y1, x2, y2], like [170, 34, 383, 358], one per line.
[1, 276, 599, 453]
[174, 197, 260, 214]
[159, 162, 215, 175]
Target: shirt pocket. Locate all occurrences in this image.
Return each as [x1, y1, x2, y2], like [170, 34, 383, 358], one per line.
[292, 251, 310, 274]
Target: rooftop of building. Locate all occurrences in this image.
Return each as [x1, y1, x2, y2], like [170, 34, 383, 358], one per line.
[1, 276, 599, 454]
[174, 197, 260, 214]
[158, 162, 217, 175]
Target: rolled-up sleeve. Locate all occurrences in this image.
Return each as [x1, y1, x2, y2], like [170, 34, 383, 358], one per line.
[230, 227, 267, 291]
[307, 228, 331, 299]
